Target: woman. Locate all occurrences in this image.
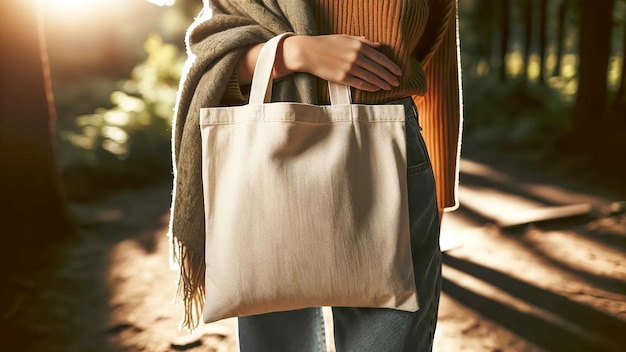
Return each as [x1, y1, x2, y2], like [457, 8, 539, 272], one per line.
[169, 0, 462, 350]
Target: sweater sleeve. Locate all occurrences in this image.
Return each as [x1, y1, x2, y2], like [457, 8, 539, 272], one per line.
[414, 0, 462, 211]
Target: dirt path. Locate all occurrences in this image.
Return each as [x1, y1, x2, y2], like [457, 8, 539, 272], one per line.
[2, 156, 625, 351]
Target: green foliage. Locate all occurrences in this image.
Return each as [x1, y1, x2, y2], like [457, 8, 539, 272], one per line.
[463, 76, 574, 151]
[59, 35, 185, 201]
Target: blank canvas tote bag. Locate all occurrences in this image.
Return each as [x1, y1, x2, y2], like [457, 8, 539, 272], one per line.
[199, 33, 418, 324]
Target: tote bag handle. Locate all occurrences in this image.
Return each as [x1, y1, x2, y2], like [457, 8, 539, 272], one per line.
[249, 33, 352, 106]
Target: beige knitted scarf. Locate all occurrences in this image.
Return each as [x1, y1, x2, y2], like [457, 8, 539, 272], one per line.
[168, 0, 319, 330]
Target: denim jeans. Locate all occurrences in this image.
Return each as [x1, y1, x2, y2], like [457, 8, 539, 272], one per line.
[238, 98, 442, 352]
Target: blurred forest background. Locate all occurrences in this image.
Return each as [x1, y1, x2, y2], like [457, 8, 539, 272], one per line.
[1, 0, 625, 256]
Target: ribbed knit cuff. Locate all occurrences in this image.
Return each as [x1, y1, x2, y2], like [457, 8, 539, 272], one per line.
[222, 69, 248, 104]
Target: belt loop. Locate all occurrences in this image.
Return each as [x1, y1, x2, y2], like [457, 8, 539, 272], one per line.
[406, 97, 421, 130]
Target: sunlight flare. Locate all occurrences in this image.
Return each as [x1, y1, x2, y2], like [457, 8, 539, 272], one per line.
[145, 0, 176, 6]
[42, 0, 174, 21]
[43, 0, 97, 16]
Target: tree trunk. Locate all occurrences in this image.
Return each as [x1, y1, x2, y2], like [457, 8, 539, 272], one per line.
[614, 23, 626, 115]
[572, 0, 615, 135]
[538, 0, 548, 84]
[0, 0, 72, 265]
[473, 0, 495, 72]
[522, 0, 533, 82]
[553, 0, 570, 77]
[499, 0, 511, 82]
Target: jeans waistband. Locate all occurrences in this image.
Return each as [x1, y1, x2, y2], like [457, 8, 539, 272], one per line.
[385, 97, 420, 127]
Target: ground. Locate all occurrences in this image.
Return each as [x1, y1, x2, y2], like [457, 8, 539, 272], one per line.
[1, 151, 625, 352]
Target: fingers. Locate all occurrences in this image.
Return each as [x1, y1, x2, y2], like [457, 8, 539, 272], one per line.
[357, 54, 400, 89]
[344, 74, 386, 93]
[361, 45, 402, 76]
[350, 35, 381, 48]
[350, 38, 401, 76]
[345, 36, 402, 91]
[349, 65, 393, 91]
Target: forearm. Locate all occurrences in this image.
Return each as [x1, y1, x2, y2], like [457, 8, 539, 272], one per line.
[237, 36, 303, 85]
[237, 43, 263, 85]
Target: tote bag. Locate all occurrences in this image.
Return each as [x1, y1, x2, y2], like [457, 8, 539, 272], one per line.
[199, 33, 418, 324]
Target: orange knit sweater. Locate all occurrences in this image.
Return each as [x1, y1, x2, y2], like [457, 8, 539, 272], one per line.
[310, 0, 462, 210]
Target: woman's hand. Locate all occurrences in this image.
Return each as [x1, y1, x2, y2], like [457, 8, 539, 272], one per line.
[281, 35, 402, 92]
[239, 35, 402, 92]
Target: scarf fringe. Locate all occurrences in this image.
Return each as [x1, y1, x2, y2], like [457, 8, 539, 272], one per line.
[169, 234, 205, 332]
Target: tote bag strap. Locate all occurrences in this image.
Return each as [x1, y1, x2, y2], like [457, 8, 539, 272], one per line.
[249, 33, 352, 106]
[328, 81, 351, 105]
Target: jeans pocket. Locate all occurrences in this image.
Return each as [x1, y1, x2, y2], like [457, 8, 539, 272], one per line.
[405, 115, 431, 175]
